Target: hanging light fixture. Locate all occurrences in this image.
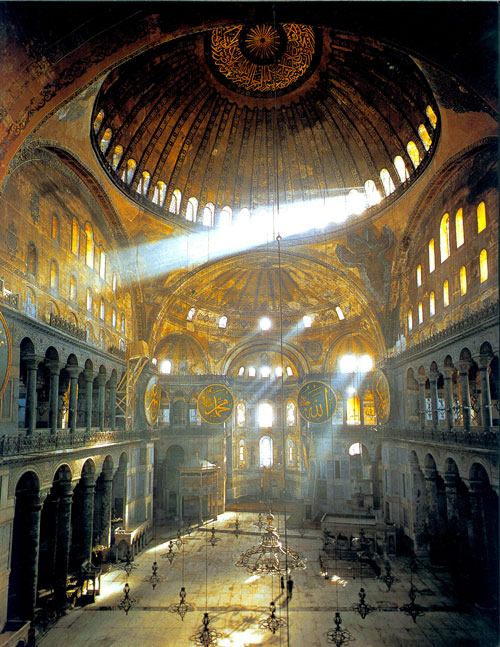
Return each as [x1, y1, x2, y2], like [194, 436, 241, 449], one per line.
[161, 540, 176, 564]
[352, 587, 375, 619]
[119, 549, 137, 579]
[144, 561, 164, 590]
[235, 512, 306, 574]
[400, 554, 426, 623]
[234, 517, 240, 539]
[191, 612, 221, 647]
[380, 560, 396, 591]
[117, 582, 137, 615]
[259, 601, 287, 634]
[169, 586, 195, 621]
[208, 526, 219, 547]
[326, 612, 353, 646]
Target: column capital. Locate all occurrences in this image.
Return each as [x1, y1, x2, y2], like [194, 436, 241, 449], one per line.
[443, 365, 455, 378]
[477, 355, 492, 370]
[457, 359, 472, 374]
[428, 368, 439, 382]
[24, 354, 43, 370]
[46, 359, 64, 375]
[416, 375, 427, 386]
[66, 365, 81, 378]
[83, 368, 95, 382]
[96, 373, 108, 387]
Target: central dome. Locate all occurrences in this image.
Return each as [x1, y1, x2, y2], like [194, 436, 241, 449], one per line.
[92, 25, 439, 236]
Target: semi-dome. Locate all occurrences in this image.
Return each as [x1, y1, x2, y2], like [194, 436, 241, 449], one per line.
[92, 23, 439, 238]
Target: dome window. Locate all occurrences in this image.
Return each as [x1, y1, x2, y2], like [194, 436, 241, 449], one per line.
[93, 109, 105, 134]
[426, 105, 438, 129]
[170, 189, 182, 214]
[407, 141, 420, 168]
[394, 156, 409, 182]
[100, 128, 112, 154]
[335, 306, 345, 320]
[364, 180, 382, 207]
[186, 197, 198, 222]
[380, 169, 395, 196]
[418, 124, 432, 151]
[112, 145, 123, 170]
[160, 359, 172, 374]
[259, 317, 272, 331]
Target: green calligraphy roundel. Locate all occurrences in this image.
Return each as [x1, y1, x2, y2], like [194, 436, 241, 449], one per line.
[298, 381, 336, 424]
[198, 384, 234, 424]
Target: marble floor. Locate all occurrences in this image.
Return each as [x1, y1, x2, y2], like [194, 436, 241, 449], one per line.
[39, 512, 498, 647]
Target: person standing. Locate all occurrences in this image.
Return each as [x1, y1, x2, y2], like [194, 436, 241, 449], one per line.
[286, 575, 294, 601]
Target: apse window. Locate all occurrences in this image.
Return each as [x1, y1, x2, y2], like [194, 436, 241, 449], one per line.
[86, 288, 92, 312]
[258, 402, 273, 428]
[69, 276, 77, 301]
[100, 298, 105, 321]
[218, 315, 227, 329]
[259, 435, 273, 467]
[480, 249, 488, 283]
[335, 306, 345, 320]
[259, 317, 272, 331]
[160, 359, 172, 375]
[112, 273, 117, 294]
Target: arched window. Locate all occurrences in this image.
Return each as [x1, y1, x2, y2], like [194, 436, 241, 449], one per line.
[260, 366, 271, 378]
[86, 288, 93, 312]
[219, 205, 232, 227]
[100, 298, 105, 321]
[455, 208, 464, 247]
[186, 197, 198, 222]
[153, 181, 167, 207]
[347, 189, 365, 215]
[407, 141, 420, 168]
[408, 309, 413, 332]
[258, 402, 273, 428]
[477, 201, 486, 232]
[137, 171, 150, 196]
[428, 238, 435, 273]
[364, 179, 381, 206]
[248, 366, 256, 377]
[218, 315, 227, 329]
[239, 439, 246, 467]
[429, 291, 435, 316]
[418, 301, 423, 324]
[286, 366, 294, 377]
[238, 366, 245, 376]
[121, 314, 125, 334]
[93, 109, 105, 134]
[112, 273, 117, 294]
[416, 264, 422, 287]
[380, 168, 395, 196]
[480, 249, 488, 283]
[24, 287, 36, 317]
[72, 218, 79, 255]
[69, 275, 77, 301]
[237, 208, 251, 226]
[394, 156, 409, 182]
[440, 213, 450, 262]
[259, 436, 273, 467]
[124, 159, 136, 185]
[112, 145, 123, 170]
[85, 223, 94, 268]
[100, 127, 112, 154]
[169, 189, 182, 214]
[236, 402, 246, 426]
[443, 280, 449, 307]
[287, 438, 295, 466]
[186, 307, 196, 321]
[459, 266, 467, 295]
[112, 308, 117, 328]
[99, 249, 106, 280]
[27, 243, 37, 277]
[160, 359, 172, 375]
[335, 306, 345, 320]
[51, 214, 59, 241]
[275, 366, 283, 377]
[346, 393, 360, 425]
[418, 124, 432, 151]
[303, 315, 312, 328]
[49, 260, 58, 291]
[202, 202, 215, 227]
[286, 400, 296, 426]
[426, 105, 438, 129]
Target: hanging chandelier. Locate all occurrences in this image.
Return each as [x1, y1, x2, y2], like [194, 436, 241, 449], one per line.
[144, 561, 164, 590]
[117, 582, 137, 615]
[190, 612, 221, 647]
[169, 586, 195, 620]
[259, 601, 287, 634]
[235, 513, 306, 574]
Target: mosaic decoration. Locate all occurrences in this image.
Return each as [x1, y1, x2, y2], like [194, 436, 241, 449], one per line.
[144, 376, 160, 426]
[372, 369, 391, 424]
[197, 384, 234, 424]
[210, 23, 316, 95]
[298, 381, 336, 424]
[0, 311, 12, 399]
[6, 222, 18, 259]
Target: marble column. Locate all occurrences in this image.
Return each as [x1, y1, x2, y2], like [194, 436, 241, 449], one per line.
[66, 366, 80, 432]
[428, 368, 439, 430]
[54, 481, 74, 611]
[371, 458, 381, 510]
[108, 376, 117, 430]
[417, 376, 427, 431]
[46, 360, 61, 434]
[96, 374, 107, 431]
[457, 360, 472, 432]
[478, 356, 492, 431]
[100, 472, 114, 547]
[25, 356, 40, 434]
[424, 471, 444, 565]
[80, 476, 96, 565]
[467, 479, 490, 600]
[443, 366, 454, 431]
[83, 369, 94, 432]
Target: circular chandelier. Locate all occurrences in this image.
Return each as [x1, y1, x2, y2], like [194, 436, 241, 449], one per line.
[235, 513, 306, 574]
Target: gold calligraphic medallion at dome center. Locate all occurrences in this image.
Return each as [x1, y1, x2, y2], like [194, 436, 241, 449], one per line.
[198, 384, 234, 424]
[298, 381, 336, 424]
[144, 376, 160, 426]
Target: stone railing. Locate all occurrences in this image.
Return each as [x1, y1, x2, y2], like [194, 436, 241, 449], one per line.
[382, 425, 498, 450]
[0, 429, 142, 457]
[49, 313, 87, 341]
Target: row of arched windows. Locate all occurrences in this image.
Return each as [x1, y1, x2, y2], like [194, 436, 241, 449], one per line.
[94, 105, 437, 227]
[70, 217, 115, 285]
[238, 436, 298, 468]
[416, 202, 487, 286]
[408, 251, 488, 331]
